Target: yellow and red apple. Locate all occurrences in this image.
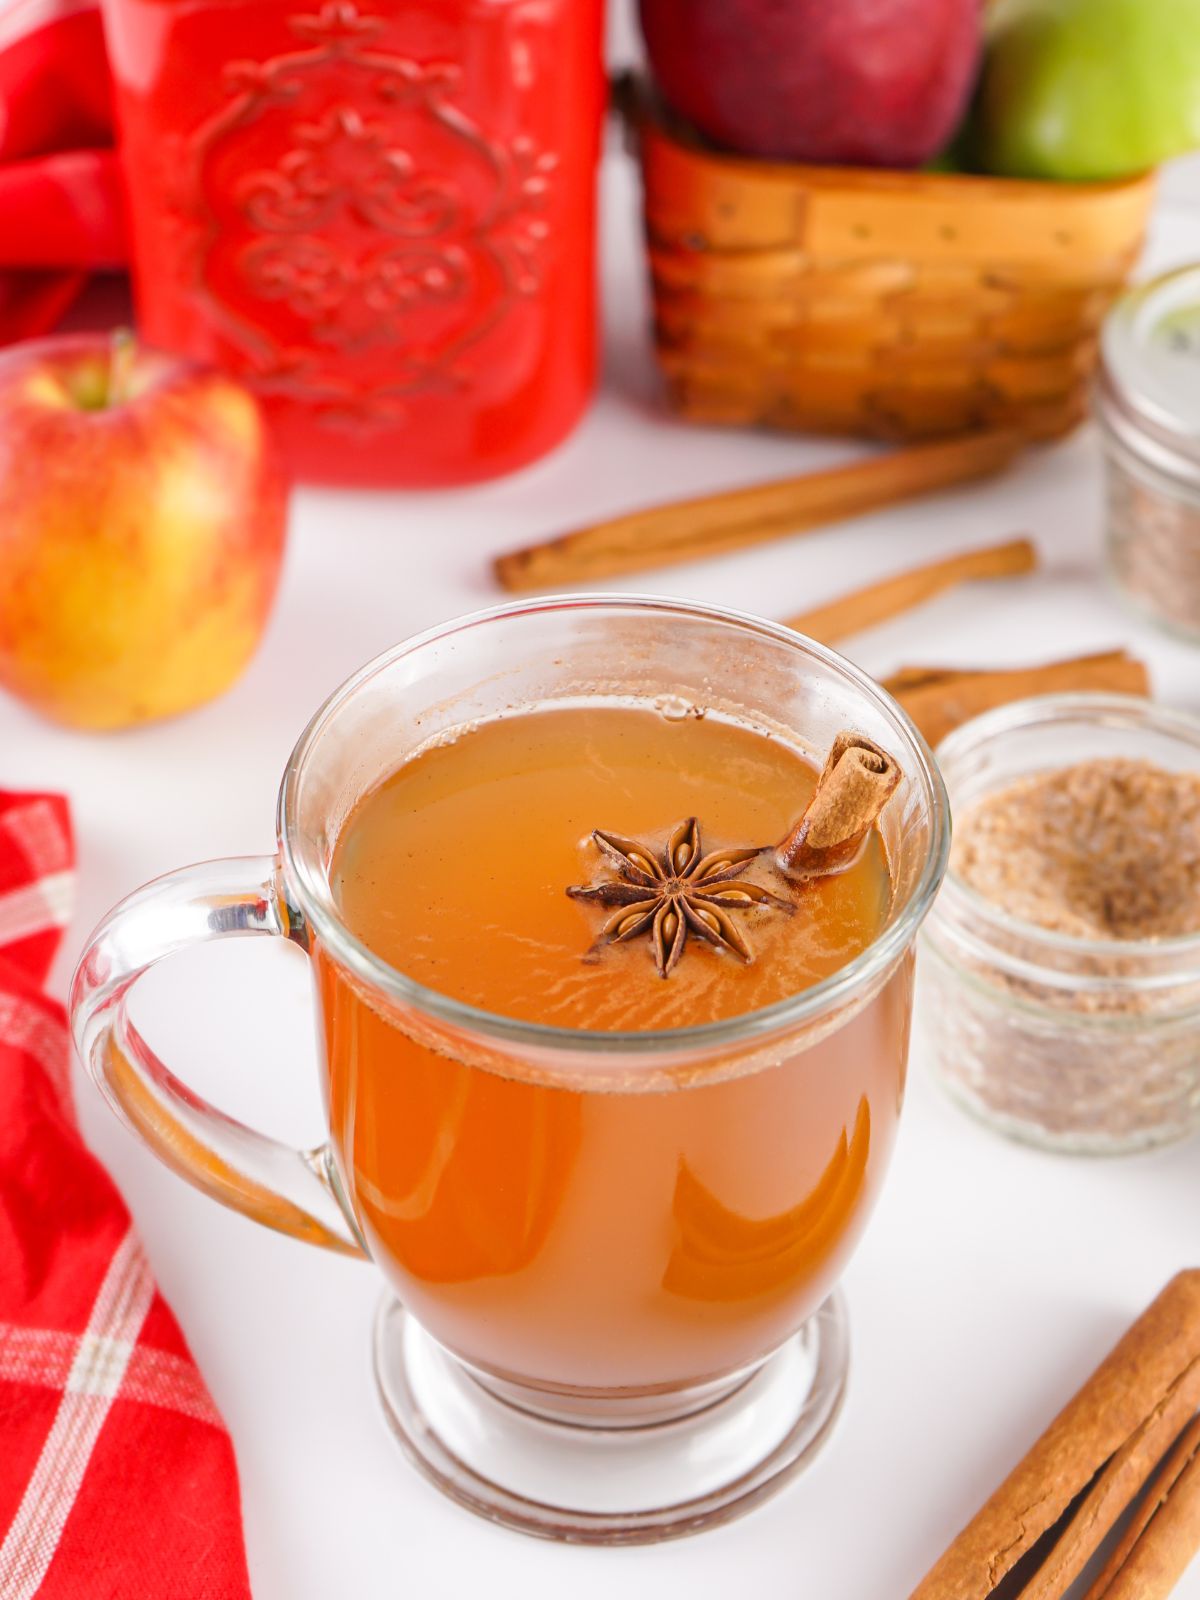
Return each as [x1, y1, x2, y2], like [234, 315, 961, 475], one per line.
[0, 333, 288, 730]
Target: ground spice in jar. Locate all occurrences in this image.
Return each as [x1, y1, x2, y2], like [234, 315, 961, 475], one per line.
[954, 758, 1200, 942]
[922, 712, 1200, 1154]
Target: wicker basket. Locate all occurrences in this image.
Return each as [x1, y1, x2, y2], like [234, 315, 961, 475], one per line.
[629, 88, 1156, 442]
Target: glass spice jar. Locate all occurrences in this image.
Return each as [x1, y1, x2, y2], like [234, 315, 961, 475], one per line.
[101, 0, 606, 487]
[1097, 264, 1200, 641]
[920, 694, 1200, 1156]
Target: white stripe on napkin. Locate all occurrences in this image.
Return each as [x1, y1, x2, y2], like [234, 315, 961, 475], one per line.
[0, 1228, 154, 1598]
[0, 1324, 223, 1428]
[0, 993, 71, 1109]
[0, 872, 74, 947]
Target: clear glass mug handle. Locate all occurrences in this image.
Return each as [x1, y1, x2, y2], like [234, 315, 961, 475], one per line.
[69, 856, 369, 1258]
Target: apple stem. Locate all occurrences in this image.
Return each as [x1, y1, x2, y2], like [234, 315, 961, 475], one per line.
[107, 329, 137, 406]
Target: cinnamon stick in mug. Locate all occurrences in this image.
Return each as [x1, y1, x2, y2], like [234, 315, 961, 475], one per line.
[493, 429, 1024, 590]
[908, 1271, 1200, 1600]
[775, 732, 901, 880]
[785, 539, 1036, 645]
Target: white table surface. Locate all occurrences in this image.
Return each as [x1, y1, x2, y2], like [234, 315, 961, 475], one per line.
[8, 147, 1200, 1598]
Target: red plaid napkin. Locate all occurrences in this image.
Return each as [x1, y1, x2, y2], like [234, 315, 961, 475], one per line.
[0, 791, 252, 1599]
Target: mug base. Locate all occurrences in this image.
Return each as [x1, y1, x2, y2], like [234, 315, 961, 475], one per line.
[372, 1292, 849, 1544]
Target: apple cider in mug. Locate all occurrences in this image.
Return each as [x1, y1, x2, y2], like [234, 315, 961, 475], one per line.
[319, 704, 910, 1393]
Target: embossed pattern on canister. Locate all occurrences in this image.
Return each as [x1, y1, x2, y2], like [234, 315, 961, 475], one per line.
[103, 0, 605, 486]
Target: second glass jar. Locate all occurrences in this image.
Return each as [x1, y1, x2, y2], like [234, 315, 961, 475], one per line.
[1097, 264, 1200, 641]
[921, 694, 1200, 1155]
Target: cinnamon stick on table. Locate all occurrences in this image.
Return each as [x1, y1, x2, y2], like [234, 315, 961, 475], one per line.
[494, 429, 1024, 590]
[785, 538, 1037, 645]
[884, 651, 1151, 748]
[909, 1271, 1200, 1600]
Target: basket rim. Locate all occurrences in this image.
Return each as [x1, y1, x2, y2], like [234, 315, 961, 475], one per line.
[623, 73, 1158, 204]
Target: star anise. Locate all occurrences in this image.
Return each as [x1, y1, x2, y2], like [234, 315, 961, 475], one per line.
[567, 818, 792, 978]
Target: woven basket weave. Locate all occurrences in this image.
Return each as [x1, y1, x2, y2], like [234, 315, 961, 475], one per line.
[630, 89, 1156, 442]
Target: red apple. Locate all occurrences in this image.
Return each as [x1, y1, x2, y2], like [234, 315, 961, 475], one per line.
[639, 0, 982, 167]
[0, 333, 288, 730]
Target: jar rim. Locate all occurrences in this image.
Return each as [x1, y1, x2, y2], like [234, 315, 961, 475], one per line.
[1098, 264, 1200, 471]
[931, 693, 1200, 990]
[1094, 366, 1200, 491]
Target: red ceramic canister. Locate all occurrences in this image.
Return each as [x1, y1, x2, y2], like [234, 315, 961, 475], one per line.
[102, 0, 605, 486]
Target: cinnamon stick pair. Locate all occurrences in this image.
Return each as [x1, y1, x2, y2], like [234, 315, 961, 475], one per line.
[886, 652, 1150, 749]
[910, 1272, 1200, 1600]
[784, 547, 1151, 746]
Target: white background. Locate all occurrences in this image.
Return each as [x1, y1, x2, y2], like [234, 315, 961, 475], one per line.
[6, 17, 1200, 1596]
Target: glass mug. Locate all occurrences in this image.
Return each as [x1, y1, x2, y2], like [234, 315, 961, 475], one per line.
[70, 597, 949, 1542]
[101, 0, 605, 486]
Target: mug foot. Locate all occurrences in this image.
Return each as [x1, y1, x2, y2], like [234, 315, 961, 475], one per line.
[372, 1292, 849, 1544]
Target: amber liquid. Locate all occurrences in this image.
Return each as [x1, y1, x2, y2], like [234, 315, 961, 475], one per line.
[320, 706, 912, 1393]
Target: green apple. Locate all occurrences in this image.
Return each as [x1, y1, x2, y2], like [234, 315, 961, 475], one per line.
[975, 0, 1200, 180]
